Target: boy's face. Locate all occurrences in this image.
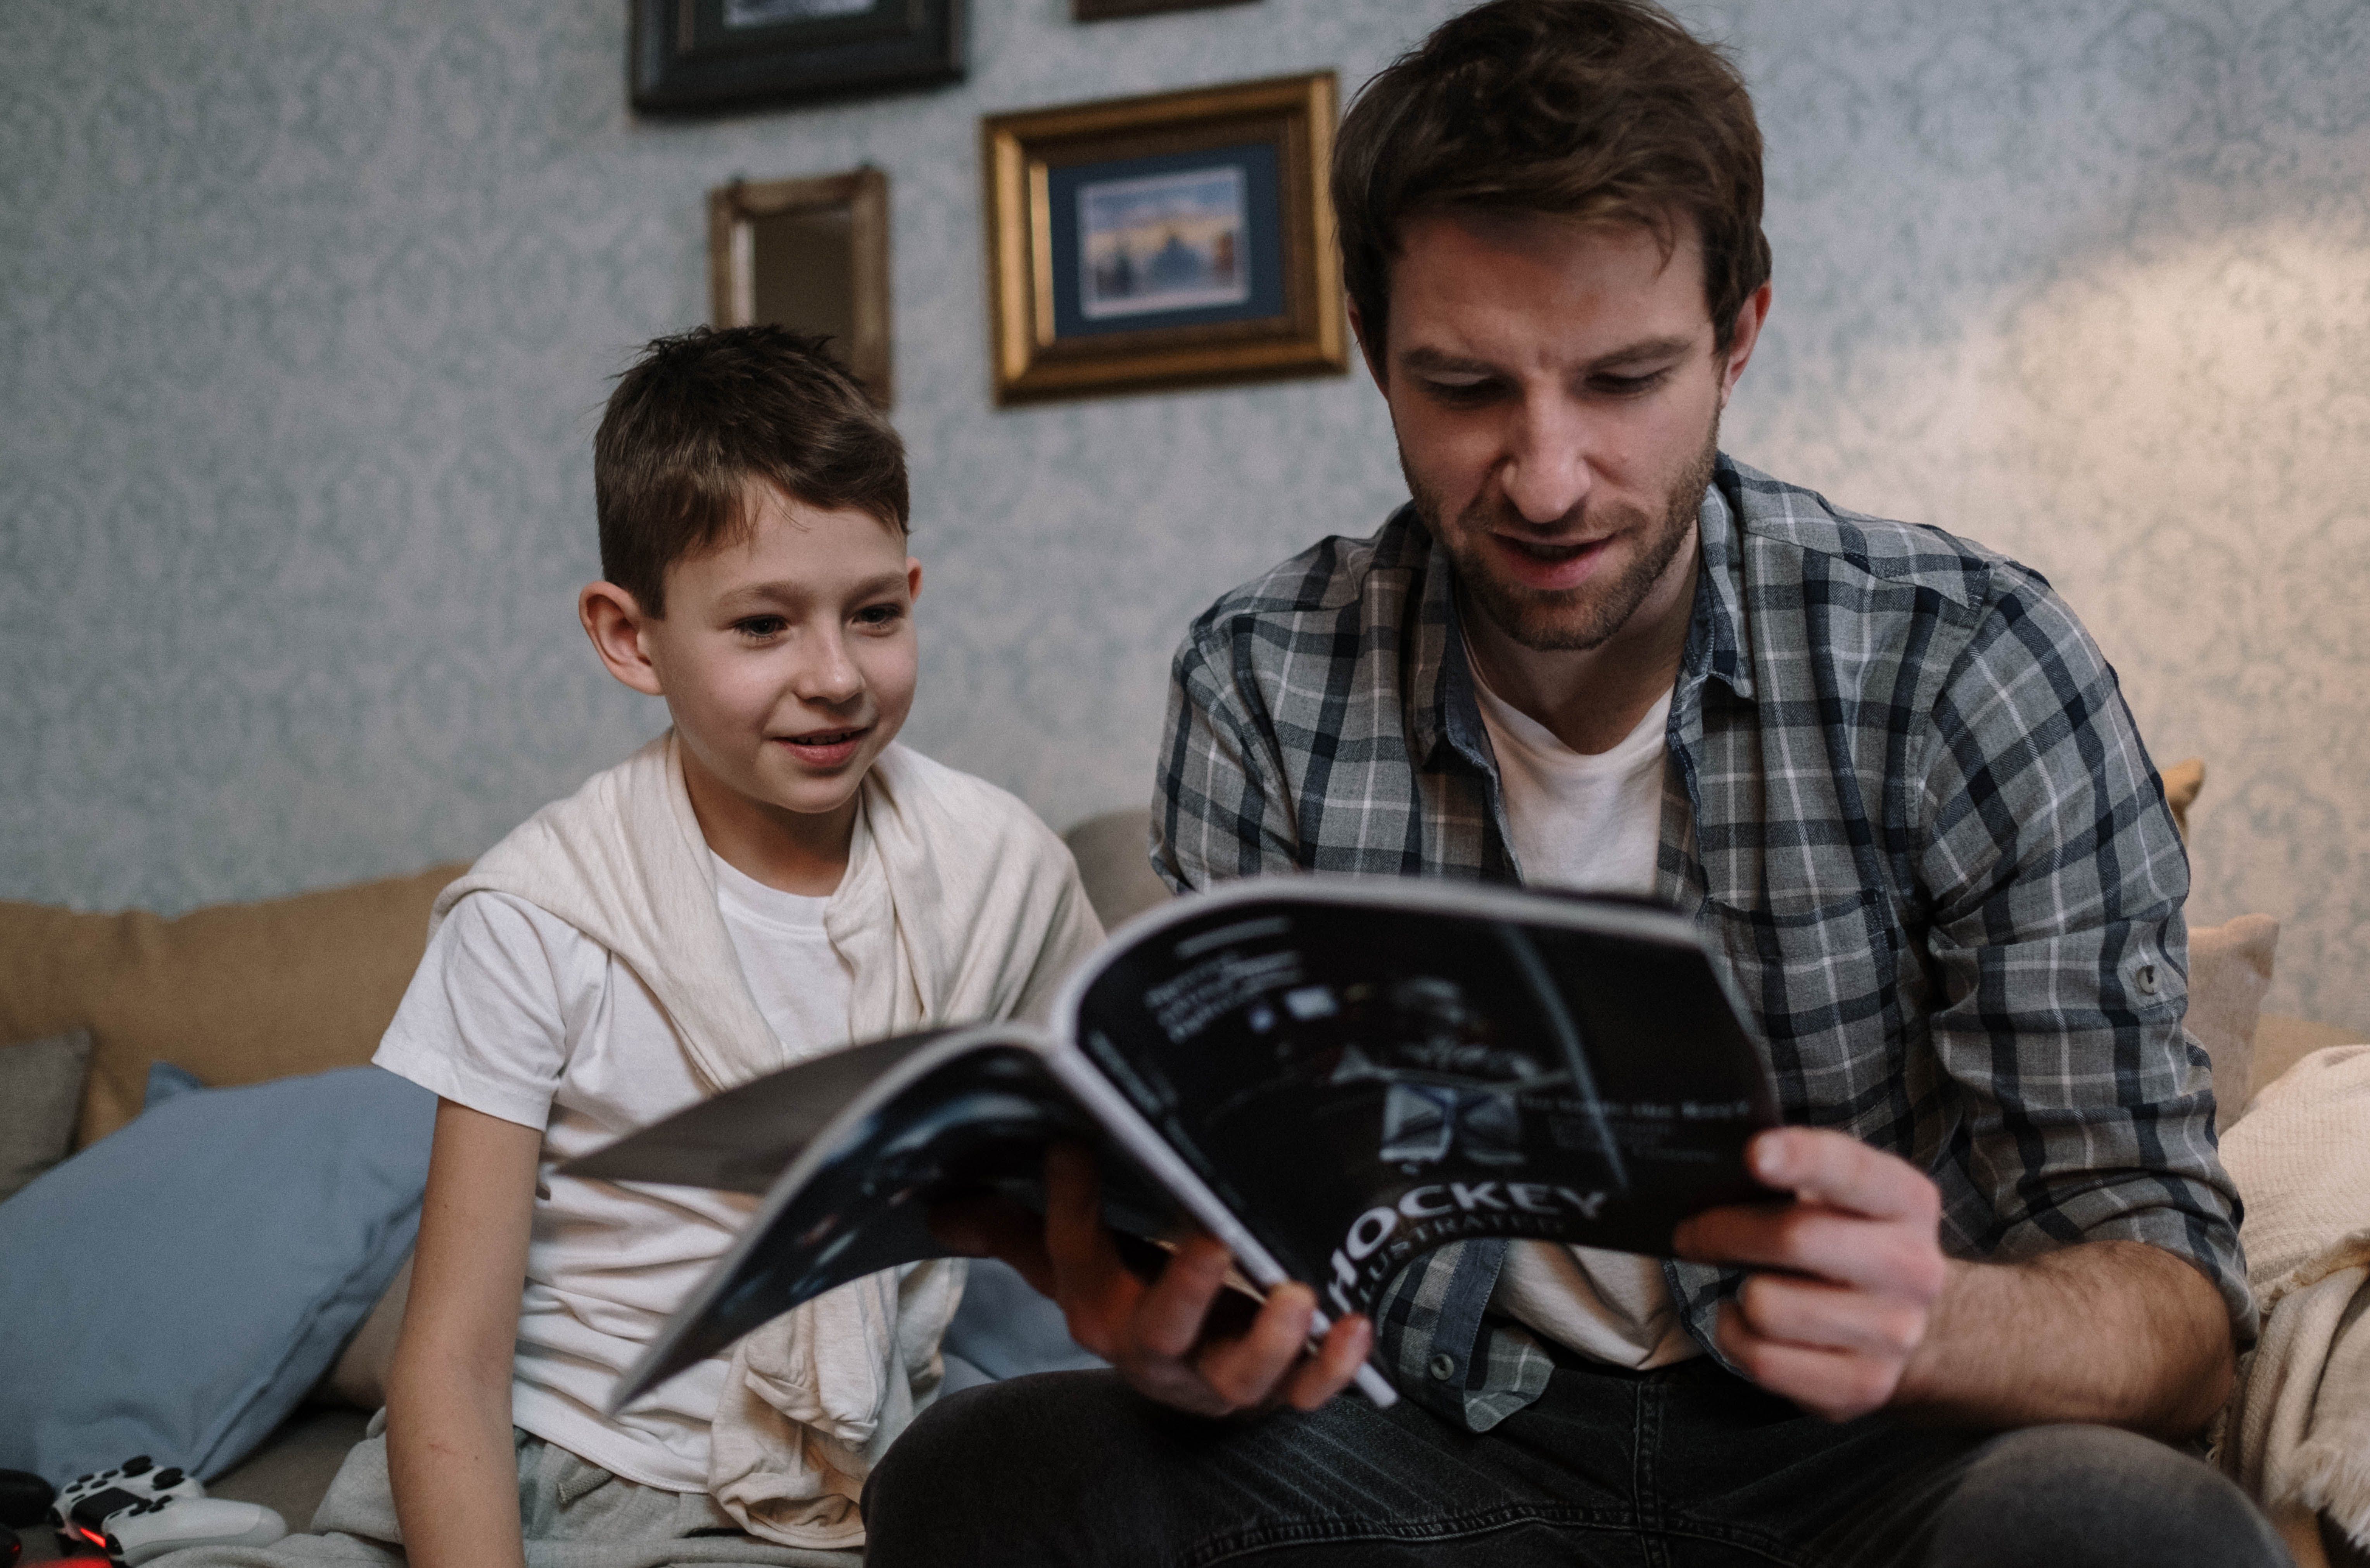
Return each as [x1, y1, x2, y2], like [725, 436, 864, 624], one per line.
[584, 482, 921, 879]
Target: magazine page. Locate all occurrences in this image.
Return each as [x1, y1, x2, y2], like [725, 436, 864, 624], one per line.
[1065, 879, 1779, 1321]
[584, 1028, 1182, 1408]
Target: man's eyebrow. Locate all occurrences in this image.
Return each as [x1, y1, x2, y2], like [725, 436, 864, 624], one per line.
[1395, 335, 1700, 376]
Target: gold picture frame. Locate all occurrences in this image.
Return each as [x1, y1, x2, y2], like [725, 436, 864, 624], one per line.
[981, 72, 1346, 406]
[709, 166, 893, 408]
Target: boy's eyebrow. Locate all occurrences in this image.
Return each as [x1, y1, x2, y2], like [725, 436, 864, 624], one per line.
[723, 571, 912, 608]
[1397, 334, 1699, 377]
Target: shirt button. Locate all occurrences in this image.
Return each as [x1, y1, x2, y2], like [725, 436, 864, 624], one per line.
[1428, 1352, 1457, 1381]
[2135, 963, 2160, 995]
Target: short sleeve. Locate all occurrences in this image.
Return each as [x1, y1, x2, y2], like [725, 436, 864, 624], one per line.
[373, 892, 596, 1132]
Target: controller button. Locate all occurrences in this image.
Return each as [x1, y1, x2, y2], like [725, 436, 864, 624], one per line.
[150, 1469, 183, 1489]
[122, 1458, 152, 1476]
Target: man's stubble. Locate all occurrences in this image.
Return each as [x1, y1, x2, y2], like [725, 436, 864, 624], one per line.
[1404, 414, 1718, 654]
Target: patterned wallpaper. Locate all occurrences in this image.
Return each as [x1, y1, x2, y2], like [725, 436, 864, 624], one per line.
[2, 0, 2364, 1030]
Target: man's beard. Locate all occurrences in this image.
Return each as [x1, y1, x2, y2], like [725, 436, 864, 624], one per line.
[1406, 421, 1717, 653]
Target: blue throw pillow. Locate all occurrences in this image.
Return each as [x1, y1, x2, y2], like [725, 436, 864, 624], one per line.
[0, 1065, 432, 1484]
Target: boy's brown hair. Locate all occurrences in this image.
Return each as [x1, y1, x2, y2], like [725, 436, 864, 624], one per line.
[1332, 0, 1770, 360]
[594, 325, 908, 616]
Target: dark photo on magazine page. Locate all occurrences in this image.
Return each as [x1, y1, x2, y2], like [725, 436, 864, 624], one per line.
[1073, 890, 1779, 1319]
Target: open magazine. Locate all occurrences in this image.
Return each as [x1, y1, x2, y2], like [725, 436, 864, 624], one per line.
[565, 876, 1780, 1411]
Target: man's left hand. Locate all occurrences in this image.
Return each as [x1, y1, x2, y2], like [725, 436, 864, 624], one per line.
[1672, 1127, 1949, 1422]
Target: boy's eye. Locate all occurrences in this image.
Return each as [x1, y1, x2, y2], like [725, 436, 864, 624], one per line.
[732, 615, 789, 639]
[853, 603, 904, 628]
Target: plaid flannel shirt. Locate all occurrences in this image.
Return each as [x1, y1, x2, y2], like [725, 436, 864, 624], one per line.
[1152, 455, 2251, 1432]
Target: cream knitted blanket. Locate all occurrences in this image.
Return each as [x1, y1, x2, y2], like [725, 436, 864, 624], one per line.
[430, 733, 1103, 1550]
[2218, 1043, 2370, 1566]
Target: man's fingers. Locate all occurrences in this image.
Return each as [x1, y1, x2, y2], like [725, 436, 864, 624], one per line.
[1038, 1145, 1145, 1356]
[1733, 1271, 1930, 1359]
[1190, 1280, 1318, 1409]
[1713, 1303, 1904, 1422]
[1748, 1128, 1941, 1225]
[926, 1192, 1056, 1296]
[1675, 1201, 1947, 1299]
[1126, 1235, 1235, 1361]
[1279, 1312, 1376, 1413]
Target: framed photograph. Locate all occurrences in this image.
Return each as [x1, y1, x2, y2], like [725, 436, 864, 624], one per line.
[632, 0, 964, 116]
[710, 167, 893, 406]
[1073, 0, 1258, 20]
[981, 72, 1347, 405]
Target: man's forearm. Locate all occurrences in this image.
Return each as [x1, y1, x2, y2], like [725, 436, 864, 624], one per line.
[1892, 1239, 2235, 1437]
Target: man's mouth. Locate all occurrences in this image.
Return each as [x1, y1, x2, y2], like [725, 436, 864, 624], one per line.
[774, 726, 869, 766]
[1489, 531, 1613, 589]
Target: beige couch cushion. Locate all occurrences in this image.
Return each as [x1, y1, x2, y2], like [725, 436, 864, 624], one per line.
[0, 863, 468, 1147]
[2162, 756, 2204, 840]
[2188, 913, 2279, 1136]
[1062, 808, 1171, 931]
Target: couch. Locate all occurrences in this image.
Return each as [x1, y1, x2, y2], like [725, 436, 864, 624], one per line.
[0, 784, 2358, 1563]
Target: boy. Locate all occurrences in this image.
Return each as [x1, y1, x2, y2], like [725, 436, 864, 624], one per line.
[178, 326, 1102, 1568]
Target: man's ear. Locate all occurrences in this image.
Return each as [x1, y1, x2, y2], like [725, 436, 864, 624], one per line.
[1347, 300, 1388, 393]
[579, 582, 665, 697]
[1717, 281, 1774, 409]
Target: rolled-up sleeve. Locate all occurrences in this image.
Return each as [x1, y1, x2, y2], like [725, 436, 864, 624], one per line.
[1917, 567, 2253, 1345]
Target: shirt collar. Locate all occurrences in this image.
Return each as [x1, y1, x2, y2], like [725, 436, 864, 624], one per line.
[1406, 460, 1758, 770]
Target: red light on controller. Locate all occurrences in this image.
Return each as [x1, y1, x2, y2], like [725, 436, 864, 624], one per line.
[75, 1525, 108, 1547]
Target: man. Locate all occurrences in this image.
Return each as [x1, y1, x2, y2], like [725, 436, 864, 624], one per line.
[868, 2, 2282, 1562]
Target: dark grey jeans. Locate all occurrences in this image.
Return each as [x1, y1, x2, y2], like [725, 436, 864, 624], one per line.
[863, 1357, 2283, 1567]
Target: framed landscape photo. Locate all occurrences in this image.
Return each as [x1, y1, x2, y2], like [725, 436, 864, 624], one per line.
[981, 72, 1347, 405]
[709, 167, 893, 406]
[632, 0, 964, 116]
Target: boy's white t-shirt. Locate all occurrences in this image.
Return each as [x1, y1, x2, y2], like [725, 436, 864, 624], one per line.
[1468, 655, 1701, 1370]
[372, 853, 853, 1492]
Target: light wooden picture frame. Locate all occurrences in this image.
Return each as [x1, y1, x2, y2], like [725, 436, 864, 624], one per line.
[981, 72, 1346, 406]
[709, 167, 893, 408]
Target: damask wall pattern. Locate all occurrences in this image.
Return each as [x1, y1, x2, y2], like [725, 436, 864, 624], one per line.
[2, 0, 2364, 1029]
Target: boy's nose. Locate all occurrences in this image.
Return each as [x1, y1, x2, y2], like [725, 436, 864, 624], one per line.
[793, 636, 865, 705]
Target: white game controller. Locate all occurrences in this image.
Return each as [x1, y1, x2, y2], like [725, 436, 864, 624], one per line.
[48, 1457, 203, 1548]
[99, 1496, 288, 1565]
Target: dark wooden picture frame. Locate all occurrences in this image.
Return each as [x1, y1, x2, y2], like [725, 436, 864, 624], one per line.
[981, 72, 1345, 406]
[710, 168, 894, 407]
[632, 0, 964, 116]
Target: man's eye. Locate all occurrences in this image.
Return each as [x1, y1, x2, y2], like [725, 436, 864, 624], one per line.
[1425, 378, 1498, 404]
[1591, 370, 1669, 397]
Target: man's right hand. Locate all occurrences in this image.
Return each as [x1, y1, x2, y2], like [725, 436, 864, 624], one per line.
[931, 1143, 1374, 1417]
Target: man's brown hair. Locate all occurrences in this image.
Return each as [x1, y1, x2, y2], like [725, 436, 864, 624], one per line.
[594, 324, 908, 616]
[1332, 0, 1770, 361]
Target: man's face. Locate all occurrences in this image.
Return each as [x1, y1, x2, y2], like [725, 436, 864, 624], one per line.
[640, 485, 921, 830]
[1370, 211, 1754, 652]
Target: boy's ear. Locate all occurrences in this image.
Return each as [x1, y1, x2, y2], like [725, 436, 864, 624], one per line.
[579, 582, 665, 698]
[907, 556, 922, 602]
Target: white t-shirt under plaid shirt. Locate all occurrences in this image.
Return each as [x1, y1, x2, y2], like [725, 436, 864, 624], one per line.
[1153, 454, 2249, 1432]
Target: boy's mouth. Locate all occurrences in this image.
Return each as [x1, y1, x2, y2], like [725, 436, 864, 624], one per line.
[774, 726, 869, 767]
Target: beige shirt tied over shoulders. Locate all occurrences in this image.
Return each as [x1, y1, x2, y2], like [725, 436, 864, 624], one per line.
[428, 732, 1105, 1551]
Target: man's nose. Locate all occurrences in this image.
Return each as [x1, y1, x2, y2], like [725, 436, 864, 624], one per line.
[1498, 398, 1593, 525]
